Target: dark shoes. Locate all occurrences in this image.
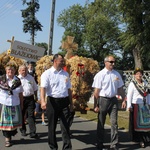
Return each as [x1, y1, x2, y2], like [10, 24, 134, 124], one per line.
[30, 133, 39, 139]
[97, 145, 119, 150]
[97, 145, 108, 150]
[21, 131, 27, 136]
[20, 128, 38, 139]
[97, 148, 108, 150]
[110, 148, 118, 150]
[20, 128, 27, 136]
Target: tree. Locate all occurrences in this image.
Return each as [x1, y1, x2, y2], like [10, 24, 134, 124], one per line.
[84, 0, 121, 62]
[35, 42, 48, 55]
[57, 4, 89, 57]
[119, 0, 150, 69]
[57, 1, 122, 64]
[21, 0, 43, 45]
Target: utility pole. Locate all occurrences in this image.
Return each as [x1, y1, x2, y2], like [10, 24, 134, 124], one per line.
[47, 0, 56, 55]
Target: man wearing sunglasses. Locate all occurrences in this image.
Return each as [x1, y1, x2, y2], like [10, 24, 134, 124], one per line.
[92, 55, 126, 150]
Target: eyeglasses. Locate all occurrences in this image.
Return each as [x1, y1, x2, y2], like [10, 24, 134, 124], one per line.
[107, 61, 115, 64]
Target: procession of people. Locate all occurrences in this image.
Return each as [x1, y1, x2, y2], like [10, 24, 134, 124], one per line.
[0, 54, 150, 150]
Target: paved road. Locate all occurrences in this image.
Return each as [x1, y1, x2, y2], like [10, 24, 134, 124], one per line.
[0, 114, 150, 150]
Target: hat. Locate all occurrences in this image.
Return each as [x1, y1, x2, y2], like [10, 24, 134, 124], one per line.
[134, 68, 143, 75]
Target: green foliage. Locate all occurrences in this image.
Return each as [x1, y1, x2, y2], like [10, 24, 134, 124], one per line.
[118, 0, 150, 69]
[58, 50, 66, 57]
[83, 0, 122, 63]
[57, 4, 87, 56]
[21, 0, 43, 45]
[57, 1, 122, 64]
[35, 42, 48, 55]
[57, 0, 150, 70]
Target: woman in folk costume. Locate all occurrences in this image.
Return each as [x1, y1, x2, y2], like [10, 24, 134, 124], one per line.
[0, 61, 23, 147]
[127, 68, 150, 148]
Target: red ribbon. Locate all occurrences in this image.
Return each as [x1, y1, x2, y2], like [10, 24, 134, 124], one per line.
[143, 91, 147, 97]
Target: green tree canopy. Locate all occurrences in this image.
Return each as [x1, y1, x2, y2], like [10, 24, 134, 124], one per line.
[57, 0, 150, 70]
[57, 1, 122, 64]
[57, 4, 88, 57]
[84, 0, 121, 62]
[119, 0, 150, 69]
[21, 0, 43, 45]
[35, 42, 48, 56]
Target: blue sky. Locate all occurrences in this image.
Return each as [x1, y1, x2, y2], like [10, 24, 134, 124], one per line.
[0, 0, 94, 54]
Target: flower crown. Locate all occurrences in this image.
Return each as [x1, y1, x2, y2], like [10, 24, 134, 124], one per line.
[134, 67, 143, 75]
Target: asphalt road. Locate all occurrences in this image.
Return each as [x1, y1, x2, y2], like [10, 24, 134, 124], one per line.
[0, 114, 150, 150]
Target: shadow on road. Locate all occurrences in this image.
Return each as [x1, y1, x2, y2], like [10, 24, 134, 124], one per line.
[70, 117, 149, 150]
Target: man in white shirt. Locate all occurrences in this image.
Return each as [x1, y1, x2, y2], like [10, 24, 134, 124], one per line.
[40, 54, 73, 150]
[18, 64, 38, 138]
[92, 55, 126, 150]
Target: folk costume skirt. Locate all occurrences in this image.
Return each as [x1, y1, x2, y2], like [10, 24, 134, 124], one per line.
[129, 103, 150, 142]
[0, 104, 22, 131]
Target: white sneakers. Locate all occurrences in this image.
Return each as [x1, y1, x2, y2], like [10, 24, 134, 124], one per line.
[41, 122, 48, 126]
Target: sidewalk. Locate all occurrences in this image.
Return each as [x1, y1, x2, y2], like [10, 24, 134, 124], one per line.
[0, 115, 150, 150]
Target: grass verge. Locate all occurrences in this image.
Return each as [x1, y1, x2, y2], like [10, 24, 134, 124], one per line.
[75, 103, 129, 130]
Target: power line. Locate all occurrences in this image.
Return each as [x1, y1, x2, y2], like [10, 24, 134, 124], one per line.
[0, 0, 21, 20]
[0, 0, 20, 14]
[0, 0, 18, 12]
[0, 0, 13, 9]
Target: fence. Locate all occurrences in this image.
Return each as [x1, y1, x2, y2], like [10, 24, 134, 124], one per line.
[89, 70, 150, 107]
[123, 70, 150, 93]
[114, 71, 150, 110]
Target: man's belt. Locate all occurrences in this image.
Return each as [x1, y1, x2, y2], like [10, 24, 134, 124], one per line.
[100, 96, 116, 99]
[23, 95, 34, 98]
[48, 96, 68, 100]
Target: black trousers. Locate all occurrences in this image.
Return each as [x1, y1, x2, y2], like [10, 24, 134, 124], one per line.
[46, 96, 72, 150]
[21, 95, 36, 134]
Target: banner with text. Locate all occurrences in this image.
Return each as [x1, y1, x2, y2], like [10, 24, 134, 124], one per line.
[11, 40, 45, 62]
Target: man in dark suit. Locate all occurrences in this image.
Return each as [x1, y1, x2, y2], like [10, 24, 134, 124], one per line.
[27, 62, 38, 84]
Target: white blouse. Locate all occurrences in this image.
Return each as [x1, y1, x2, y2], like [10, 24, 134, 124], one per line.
[0, 76, 23, 106]
[127, 81, 150, 109]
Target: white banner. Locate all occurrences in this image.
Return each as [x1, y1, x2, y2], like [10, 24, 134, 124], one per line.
[11, 40, 45, 62]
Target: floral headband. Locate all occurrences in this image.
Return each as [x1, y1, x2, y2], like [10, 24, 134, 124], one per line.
[134, 67, 143, 75]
